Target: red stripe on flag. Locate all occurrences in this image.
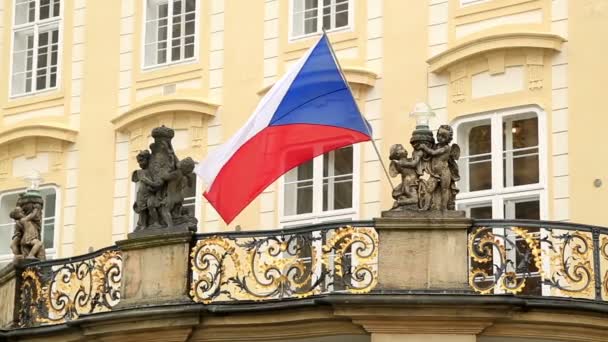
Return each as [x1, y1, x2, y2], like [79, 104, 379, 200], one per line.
[204, 124, 370, 224]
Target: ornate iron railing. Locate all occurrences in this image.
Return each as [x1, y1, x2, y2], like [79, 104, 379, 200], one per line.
[18, 247, 122, 328]
[189, 221, 378, 303]
[469, 219, 608, 301]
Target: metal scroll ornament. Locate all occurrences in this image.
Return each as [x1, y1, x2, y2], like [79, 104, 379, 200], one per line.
[468, 226, 596, 299]
[468, 227, 541, 295]
[190, 226, 378, 303]
[18, 250, 122, 327]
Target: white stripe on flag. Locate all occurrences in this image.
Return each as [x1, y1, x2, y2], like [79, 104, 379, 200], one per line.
[195, 39, 318, 190]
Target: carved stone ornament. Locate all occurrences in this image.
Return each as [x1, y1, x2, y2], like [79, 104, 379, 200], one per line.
[387, 119, 463, 217]
[10, 189, 46, 261]
[131, 125, 198, 235]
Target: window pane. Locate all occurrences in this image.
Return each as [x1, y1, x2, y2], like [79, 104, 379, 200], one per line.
[469, 124, 491, 155]
[40, 0, 51, 20]
[284, 161, 314, 216]
[503, 116, 539, 187]
[507, 117, 538, 149]
[15, 0, 35, 25]
[470, 205, 492, 219]
[514, 200, 540, 220]
[461, 123, 492, 192]
[335, 10, 348, 28]
[468, 159, 491, 191]
[323, 178, 352, 211]
[322, 147, 354, 211]
[284, 181, 313, 215]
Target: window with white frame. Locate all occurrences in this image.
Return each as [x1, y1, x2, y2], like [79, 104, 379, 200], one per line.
[144, 0, 197, 68]
[455, 108, 545, 220]
[291, 0, 351, 39]
[11, 0, 61, 97]
[458, 109, 546, 296]
[0, 187, 58, 263]
[281, 146, 358, 227]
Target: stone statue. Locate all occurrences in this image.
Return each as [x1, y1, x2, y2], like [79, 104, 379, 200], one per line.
[389, 144, 419, 209]
[131, 126, 198, 233]
[10, 192, 46, 261]
[418, 125, 460, 211]
[388, 123, 461, 213]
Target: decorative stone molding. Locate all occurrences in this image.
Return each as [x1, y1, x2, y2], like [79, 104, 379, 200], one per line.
[526, 49, 544, 90]
[256, 66, 378, 100]
[111, 95, 219, 132]
[427, 32, 565, 73]
[450, 66, 468, 103]
[0, 123, 78, 147]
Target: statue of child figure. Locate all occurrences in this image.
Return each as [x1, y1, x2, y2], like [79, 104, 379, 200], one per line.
[419, 125, 460, 211]
[389, 144, 420, 209]
[159, 157, 196, 229]
[10, 204, 45, 260]
[132, 150, 163, 230]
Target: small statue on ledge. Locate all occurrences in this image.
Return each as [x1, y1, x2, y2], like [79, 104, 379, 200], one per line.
[131, 126, 198, 233]
[388, 105, 461, 215]
[10, 186, 46, 261]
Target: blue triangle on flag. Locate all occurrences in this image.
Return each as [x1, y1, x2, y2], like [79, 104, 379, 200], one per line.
[268, 35, 370, 137]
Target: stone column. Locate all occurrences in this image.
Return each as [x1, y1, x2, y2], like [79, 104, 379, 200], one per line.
[115, 230, 194, 308]
[374, 212, 472, 290]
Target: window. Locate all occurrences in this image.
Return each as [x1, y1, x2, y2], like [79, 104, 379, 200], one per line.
[291, 0, 351, 39]
[144, 0, 197, 68]
[0, 187, 58, 263]
[455, 108, 546, 220]
[281, 146, 359, 226]
[11, 0, 61, 97]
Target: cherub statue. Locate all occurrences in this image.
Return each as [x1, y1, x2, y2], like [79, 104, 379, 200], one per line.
[389, 144, 419, 209]
[10, 204, 45, 260]
[419, 125, 460, 211]
[160, 157, 196, 229]
[132, 150, 163, 230]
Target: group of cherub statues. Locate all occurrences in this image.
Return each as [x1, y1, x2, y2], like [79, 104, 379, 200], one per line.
[7, 121, 459, 258]
[9, 193, 46, 261]
[131, 125, 198, 232]
[389, 124, 460, 212]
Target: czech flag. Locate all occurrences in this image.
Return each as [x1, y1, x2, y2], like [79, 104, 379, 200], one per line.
[195, 34, 372, 224]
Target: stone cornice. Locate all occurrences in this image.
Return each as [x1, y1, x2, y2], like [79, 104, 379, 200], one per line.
[256, 66, 378, 96]
[0, 123, 78, 147]
[427, 31, 566, 73]
[111, 96, 219, 131]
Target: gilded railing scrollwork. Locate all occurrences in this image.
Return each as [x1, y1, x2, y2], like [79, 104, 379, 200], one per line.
[190, 225, 378, 303]
[469, 221, 602, 301]
[18, 248, 122, 328]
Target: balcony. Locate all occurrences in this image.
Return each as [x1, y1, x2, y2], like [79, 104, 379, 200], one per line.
[1, 218, 607, 341]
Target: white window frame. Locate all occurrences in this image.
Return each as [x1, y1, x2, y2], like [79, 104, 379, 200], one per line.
[128, 172, 203, 232]
[453, 106, 548, 220]
[288, 0, 354, 42]
[141, 0, 200, 71]
[0, 184, 61, 264]
[278, 144, 361, 228]
[9, 0, 63, 99]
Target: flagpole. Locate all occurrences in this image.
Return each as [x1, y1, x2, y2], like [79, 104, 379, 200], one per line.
[322, 30, 395, 190]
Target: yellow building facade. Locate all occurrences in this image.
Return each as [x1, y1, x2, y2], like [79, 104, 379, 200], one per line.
[0, 0, 605, 262]
[1, 1, 608, 341]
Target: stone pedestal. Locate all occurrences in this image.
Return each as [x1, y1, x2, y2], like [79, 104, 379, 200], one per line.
[115, 229, 194, 308]
[0, 264, 17, 329]
[374, 210, 471, 290]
